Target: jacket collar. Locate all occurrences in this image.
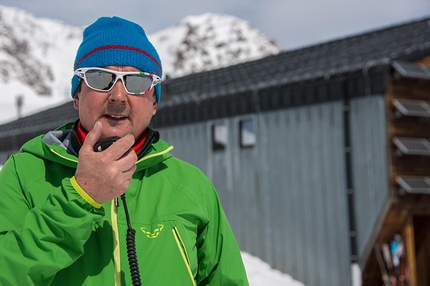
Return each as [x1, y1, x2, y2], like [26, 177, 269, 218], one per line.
[19, 122, 173, 170]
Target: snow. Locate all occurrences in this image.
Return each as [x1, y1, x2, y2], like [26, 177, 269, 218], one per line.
[242, 252, 305, 286]
[0, 5, 80, 124]
[0, 6, 281, 124]
[149, 13, 281, 78]
[240, 232, 361, 285]
[351, 263, 362, 286]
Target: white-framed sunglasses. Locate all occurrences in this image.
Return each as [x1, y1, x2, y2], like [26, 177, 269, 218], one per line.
[74, 67, 161, 95]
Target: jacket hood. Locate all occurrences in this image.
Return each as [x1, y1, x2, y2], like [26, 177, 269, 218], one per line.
[19, 122, 173, 170]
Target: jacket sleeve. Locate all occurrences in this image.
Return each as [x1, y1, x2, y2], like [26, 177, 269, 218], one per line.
[196, 182, 249, 286]
[0, 155, 104, 285]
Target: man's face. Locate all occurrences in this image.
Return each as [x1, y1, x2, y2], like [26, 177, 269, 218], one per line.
[73, 66, 157, 140]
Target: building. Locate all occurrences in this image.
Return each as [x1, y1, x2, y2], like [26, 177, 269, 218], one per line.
[1, 17, 430, 285]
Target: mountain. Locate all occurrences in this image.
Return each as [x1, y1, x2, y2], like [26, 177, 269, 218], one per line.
[0, 5, 82, 124]
[149, 13, 282, 79]
[0, 5, 282, 124]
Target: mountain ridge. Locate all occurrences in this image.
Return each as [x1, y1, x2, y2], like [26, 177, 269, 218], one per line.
[0, 5, 282, 123]
[150, 12, 282, 78]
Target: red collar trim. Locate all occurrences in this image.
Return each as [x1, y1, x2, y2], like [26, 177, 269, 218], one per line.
[73, 120, 146, 154]
[74, 121, 86, 146]
[132, 130, 147, 155]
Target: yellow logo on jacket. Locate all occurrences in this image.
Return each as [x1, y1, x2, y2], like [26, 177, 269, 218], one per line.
[140, 224, 164, 238]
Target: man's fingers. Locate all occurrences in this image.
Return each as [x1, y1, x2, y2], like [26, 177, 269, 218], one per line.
[106, 135, 135, 159]
[82, 121, 103, 151]
[80, 121, 135, 159]
[119, 148, 138, 170]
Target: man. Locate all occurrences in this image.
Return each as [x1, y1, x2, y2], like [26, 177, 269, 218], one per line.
[0, 16, 249, 285]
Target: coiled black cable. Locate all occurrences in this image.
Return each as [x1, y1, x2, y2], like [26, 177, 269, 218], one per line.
[93, 139, 143, 285]
[120, 194, 142, 286]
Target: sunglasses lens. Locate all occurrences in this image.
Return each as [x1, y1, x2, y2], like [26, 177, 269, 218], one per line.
[83, 69, 154, 94]
[124, 74, 153, 94]
[85, 70, 115, 91]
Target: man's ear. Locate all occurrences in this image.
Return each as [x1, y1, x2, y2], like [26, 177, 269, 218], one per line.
[152, 93, 157, 115]
[73, 90, 80, 111]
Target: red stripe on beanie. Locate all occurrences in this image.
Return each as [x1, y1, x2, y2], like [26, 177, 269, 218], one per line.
[75, 45, 162, 72]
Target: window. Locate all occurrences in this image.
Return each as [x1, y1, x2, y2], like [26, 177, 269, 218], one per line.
[212, 123, 227, 151]
[240, 119, 256, 148]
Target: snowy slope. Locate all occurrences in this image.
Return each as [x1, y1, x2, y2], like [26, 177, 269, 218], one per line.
[242, 252, 305, 286]
[0, 5, 82, 124]
[149, 13, 282, 78]
[0, 5, 282, 124]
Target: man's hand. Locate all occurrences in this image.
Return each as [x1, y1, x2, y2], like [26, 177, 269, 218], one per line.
[74, 121, 137, 204]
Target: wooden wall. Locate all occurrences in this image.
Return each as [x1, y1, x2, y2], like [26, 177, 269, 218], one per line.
[363, 58, 430, 285]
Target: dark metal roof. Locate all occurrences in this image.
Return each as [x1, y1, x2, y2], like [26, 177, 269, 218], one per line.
[158, 16, 430, 108]
[1, 16, 430, 145]
[0, 102, 77, 143]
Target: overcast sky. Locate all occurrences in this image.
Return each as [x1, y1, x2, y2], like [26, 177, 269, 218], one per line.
[1, 0, 430, 51]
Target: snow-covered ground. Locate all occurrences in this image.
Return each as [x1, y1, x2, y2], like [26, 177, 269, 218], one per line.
[242, 252, 304, 286]
[243, 254, 361, 286]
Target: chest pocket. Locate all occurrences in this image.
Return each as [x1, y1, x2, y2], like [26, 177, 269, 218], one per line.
[172, 226, 196, 286]
[135, 221, 197, 286]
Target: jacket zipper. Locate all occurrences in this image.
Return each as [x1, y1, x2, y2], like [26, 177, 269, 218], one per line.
[51, 149, 122, 284]
[111, 201, 121, 286]
[172, 226, 196, 286]
[51, 143, 174, 285]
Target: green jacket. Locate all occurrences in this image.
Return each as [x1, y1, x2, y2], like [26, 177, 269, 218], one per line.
[0, 123, 249, 285]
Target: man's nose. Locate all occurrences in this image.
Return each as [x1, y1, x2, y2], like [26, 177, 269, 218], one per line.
[108, 79, 128, 102]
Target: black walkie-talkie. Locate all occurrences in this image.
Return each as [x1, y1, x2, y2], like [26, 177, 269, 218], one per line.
[94, 137, 142, 286]
[93, 136, 121, 152]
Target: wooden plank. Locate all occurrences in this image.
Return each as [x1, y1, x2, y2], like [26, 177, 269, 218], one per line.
[363, 199, 430, 285]
[387, 74, 430, 189]
[389, 79, 430, 101]
[404, 215, 417, 285]
[417, 56, 430, 66]
[363, 60, 430, 285]
[392, 156, 430, 177]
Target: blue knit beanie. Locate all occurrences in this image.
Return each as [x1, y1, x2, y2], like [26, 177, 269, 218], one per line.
[71, 16, 163, 102]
